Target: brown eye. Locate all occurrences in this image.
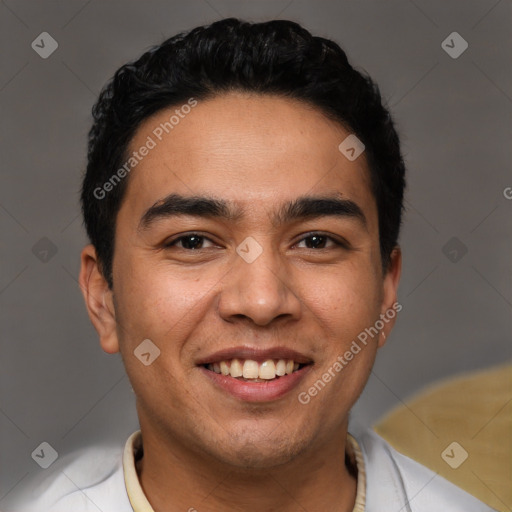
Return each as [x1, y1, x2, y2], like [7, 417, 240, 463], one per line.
[165, 234, 215, 250]
[304, 235, 328, 249]
[296, 233, 347, 250]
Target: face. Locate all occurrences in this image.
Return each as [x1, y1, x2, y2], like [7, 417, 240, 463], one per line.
[80, 92, 401, 469]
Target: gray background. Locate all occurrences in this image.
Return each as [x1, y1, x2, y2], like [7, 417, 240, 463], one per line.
[1, 0, 511, 506]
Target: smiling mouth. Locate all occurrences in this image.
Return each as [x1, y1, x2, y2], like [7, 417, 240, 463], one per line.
[202, 358, 310, 382]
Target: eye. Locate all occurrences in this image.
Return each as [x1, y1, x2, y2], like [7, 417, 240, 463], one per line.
[164, 233, 216, 250]
[295, 233, 347, 250]
[164, 232, 348, 252]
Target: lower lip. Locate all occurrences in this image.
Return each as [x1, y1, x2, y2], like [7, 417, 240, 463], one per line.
[199, 365, 312, 402]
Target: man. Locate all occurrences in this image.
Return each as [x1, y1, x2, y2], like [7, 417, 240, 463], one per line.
[14, 18, 495, 511]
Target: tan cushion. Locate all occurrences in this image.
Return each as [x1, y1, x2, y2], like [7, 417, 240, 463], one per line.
[374, 363, 512, 512]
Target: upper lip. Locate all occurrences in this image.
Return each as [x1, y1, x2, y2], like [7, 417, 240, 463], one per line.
[196, 346, 313, 366]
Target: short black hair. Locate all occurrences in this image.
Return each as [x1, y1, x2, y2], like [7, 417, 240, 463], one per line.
[81, 17, 406, 289]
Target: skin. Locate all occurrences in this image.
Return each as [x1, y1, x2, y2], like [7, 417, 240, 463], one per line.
[79, 92, 401, 512]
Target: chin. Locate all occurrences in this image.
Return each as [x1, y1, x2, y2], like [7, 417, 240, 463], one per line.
[213, 430, 312, 470]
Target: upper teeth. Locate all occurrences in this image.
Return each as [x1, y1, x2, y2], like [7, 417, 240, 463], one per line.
[207, 359, 300, 380]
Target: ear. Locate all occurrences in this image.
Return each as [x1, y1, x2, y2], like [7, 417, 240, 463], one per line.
[378, 246, 402, 348]
[79, 244, 119, 354]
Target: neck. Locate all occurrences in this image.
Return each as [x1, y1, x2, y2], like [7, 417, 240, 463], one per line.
[135, 422, 358, 512]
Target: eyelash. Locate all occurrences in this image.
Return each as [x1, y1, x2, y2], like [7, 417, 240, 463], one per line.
[164, 232, 349, 251]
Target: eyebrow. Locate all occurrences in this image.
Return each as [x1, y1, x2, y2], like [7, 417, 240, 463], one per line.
[138, 193, 367, 231]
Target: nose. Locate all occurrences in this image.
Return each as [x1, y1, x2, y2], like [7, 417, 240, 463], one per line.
[217, 242, 302, 327]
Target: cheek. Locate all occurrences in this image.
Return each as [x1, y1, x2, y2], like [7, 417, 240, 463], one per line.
[114, 262, 209, 398]
[303, 263, 382, 340]
[114, 255, 219, 347]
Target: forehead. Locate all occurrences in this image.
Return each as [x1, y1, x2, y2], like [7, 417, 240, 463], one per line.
[120, 92, 376, 229]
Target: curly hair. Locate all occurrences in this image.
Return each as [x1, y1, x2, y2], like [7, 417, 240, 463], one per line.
[81, 17, 406, 288]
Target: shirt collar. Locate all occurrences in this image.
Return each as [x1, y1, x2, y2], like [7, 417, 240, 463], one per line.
[123, 430, 366, 511]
